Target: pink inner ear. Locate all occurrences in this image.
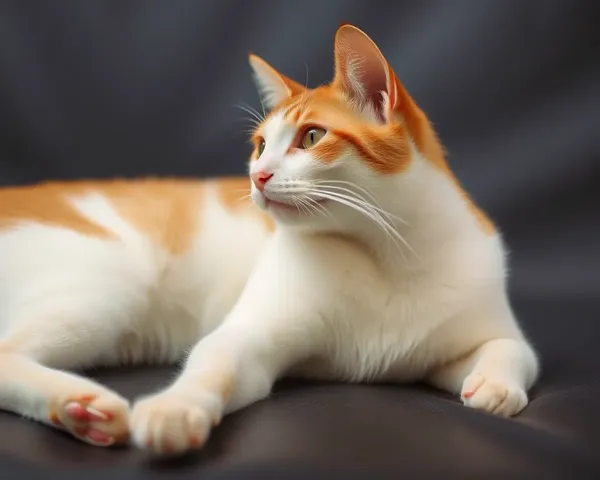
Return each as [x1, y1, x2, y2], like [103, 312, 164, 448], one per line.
[358, 59, 388, 119]
[335, 27, 389, 121]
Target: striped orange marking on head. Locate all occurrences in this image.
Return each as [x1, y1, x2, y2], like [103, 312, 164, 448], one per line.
[330, 125, 410, 173]
[248, 25, 496, 236]
[311, 134, 346, 163]
[287, 103, 304, 123]
[268, 86, 413, 173]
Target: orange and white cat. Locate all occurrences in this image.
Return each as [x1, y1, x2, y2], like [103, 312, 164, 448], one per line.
[0, 24, 538, 455]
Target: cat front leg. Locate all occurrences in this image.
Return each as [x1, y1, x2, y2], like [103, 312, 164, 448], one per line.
[130, 311, 321, 455]
[428, 337, 539, 417]
[130, 258, 325, 455]
[0, 322, 131, 447]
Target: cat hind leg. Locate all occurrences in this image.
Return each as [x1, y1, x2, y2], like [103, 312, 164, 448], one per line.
[0, 306, 132, 446]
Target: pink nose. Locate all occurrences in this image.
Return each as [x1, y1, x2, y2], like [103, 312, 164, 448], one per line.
[251, 170, 273, 192]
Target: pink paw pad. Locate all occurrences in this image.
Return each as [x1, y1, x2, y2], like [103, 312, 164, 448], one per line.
[62, 399, 116, 446]
[80, 427, 114, 446]
[65, 402, 110, 422]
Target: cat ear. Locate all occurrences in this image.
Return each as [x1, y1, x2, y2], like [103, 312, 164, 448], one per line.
[248, 54, 306, 109]
[332, 24, 409, 123]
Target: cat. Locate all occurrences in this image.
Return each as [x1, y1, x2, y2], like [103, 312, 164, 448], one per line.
[0, 24, 539, 455]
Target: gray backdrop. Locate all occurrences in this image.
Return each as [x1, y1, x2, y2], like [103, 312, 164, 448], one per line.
[0, 0, 597, 301]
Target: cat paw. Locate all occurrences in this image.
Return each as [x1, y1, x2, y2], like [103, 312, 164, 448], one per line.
[49, 392, 130, 446]
[130, 389, 221, 456]
[461, 373, 528, 417]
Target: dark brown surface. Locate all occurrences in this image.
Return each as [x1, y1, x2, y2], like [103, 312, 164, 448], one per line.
[0, 298, 599, 479]
[0, 0, 598, 478]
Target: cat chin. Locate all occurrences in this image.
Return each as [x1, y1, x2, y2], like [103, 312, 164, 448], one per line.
[266, 199, 317, 224]
[267, 199, 333, 229]
[249, 188, 334, 229]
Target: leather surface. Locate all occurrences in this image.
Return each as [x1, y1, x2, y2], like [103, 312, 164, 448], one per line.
[0, 0, 599, 478]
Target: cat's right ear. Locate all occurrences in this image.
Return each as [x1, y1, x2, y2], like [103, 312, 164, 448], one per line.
[248, 54, 306, 109]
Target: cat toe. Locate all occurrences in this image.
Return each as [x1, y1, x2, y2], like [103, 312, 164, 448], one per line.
[461, 373, 528, 417]
[50, 392, 130, 446]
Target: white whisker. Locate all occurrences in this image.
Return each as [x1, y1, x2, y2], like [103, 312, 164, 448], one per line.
[307, 187, 419, 262]
[313, 181, 409, 227]
[297, 197, 316, 216]
[294, 196, 313, 216]
[314, 185, 408, 225]
[303, 195, 334, 220]
[310, 189, 408, 262]
[234, 103, 265, 124]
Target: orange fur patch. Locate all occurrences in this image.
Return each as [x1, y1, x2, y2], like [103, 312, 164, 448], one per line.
[0, 179, 205, 254]
[331, 125, 410, 173]
[0, 184, 113, 239]
[311, 134, 346, 163]
[275, 87, 413, 174]
[0, 177, 277, 251]
[97, 179, 204, 255]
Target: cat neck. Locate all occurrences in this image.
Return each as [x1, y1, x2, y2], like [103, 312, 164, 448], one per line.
[343, 153, 484, 273]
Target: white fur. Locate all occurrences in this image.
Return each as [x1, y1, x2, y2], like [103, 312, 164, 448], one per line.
[0, 132, 539, 454]
[0, 80, 538, 457]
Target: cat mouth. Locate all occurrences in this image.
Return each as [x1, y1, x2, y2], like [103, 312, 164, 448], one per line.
[262, 194, 328, 213]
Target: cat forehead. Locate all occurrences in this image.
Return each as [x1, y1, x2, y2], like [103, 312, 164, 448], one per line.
[261, 110, 296, 142]
[259, 88, 361, 136]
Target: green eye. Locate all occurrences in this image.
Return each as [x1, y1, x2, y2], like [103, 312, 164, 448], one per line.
[257, 139, 266, 157]
[301, 128, 326, 149]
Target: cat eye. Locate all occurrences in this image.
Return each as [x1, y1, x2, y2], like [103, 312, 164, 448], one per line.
[301, 128, 326, 149]
[257, 139, 266, 157]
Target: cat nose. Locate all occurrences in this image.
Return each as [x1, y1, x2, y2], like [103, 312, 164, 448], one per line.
[251, 170, 273, 192]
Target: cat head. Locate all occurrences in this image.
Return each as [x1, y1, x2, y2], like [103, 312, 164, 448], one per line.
[247, 24, 446, 231]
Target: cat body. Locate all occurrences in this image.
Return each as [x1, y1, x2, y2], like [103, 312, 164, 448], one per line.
[0, 178, 269, 367]
[0, 25, 538, 455]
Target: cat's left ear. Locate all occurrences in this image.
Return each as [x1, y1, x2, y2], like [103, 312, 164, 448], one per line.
[332, 24, 412, 123]
[248, 54, 306, 109]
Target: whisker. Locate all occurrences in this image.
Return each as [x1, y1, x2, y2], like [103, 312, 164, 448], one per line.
[294, 61, 311, 121]
[234, 103, 265, 124]
[303, 60, 309, 89]
[308, 187, 419, 262]
[303, 195, 331, 219]
[294, 197, 312, 216]
[257, 91, 266, 119]
[314, 184, 397, 226]
[310, 189, 407, 262]
[313, 180, 410, 226]
[297, 197, 316, 216]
